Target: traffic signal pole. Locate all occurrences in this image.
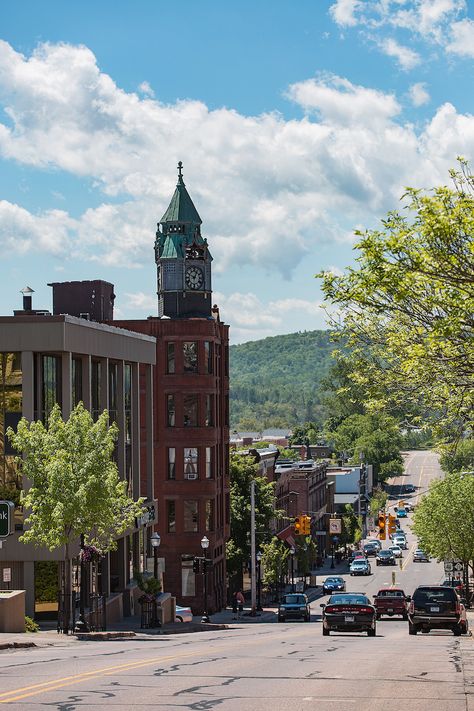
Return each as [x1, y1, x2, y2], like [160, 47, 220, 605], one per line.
[250, 480, 257, 616]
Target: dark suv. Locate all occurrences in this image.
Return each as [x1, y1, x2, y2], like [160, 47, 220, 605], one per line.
[408, 585, 468, 635]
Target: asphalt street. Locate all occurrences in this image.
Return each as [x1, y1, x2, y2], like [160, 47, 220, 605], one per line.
[1, 450, 473, 710]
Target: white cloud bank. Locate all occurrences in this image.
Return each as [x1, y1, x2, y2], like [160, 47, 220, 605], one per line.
[0, 41, 473, 281]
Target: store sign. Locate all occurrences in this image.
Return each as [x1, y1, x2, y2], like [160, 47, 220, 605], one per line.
[0, 501, 14, 538]
[329, 519, 341, 534]
[2, 568, 11, 583]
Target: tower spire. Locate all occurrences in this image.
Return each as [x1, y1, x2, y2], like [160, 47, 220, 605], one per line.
[177, 160, 184, 184]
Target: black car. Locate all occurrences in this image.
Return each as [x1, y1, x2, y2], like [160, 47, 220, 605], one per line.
[408, 585, 468, 635]
[321, 593, 376, 636]
[278, 593, 311, 623]
[363, 543, 379, 557]
[376, 550, 396, 566]
[322, 576, 346, 594]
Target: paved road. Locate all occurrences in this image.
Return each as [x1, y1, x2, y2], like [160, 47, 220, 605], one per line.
[1, 450, 473, 710]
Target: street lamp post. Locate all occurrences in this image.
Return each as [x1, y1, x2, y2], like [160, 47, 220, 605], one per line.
[290, 547, 295, 593]
[256, 551, 263, 612]
[150, 532, 161, 628]
[200, 535, 210, 623]
[330, 538, 335, 569]
[75, 533, 89, 632]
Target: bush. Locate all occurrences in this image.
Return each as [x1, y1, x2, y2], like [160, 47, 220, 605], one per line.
[25, 616, 39, 633]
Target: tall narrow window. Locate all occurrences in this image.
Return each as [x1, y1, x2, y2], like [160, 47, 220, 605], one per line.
[108, 362, 118, 424]
[167, 394, 175, 427]
[183, 394, 198, 426]
[205, 394, 213, 426]
[168, 448, 176, 480]
[181, 555, 196, 597]
[167, 500, 176, 533]
[91, 360, 100, 421]
[184, 500, 198, 532]
[166, 343, 175, 374]
[124, 364, 132, 484]
[42, 355, 61, 422]
[205, 500, 214, 532]
[204, 341, 213, 374]
[184, 448, 198, 479]
[183, 342, 198, 373]
[72, 357, 82, 408]
[206, 447, 213, 479]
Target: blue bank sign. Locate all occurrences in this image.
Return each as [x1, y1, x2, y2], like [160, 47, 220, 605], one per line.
[0, 501, 14, 538]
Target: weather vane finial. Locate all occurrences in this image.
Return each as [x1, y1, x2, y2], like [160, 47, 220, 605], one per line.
[177, 161, 183, 180]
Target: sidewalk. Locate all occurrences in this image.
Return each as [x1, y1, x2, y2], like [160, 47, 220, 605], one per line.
[0, 566, 350, 649]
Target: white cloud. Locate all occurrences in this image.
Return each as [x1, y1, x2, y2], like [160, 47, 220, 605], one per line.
[409, 82, 430, 106]
[138, 81, 154, 97]
[0, 42, 472, 281]
[446, 18, 474, 56]
[329, 0, 362, 27]
[122, 291, 156, 312]
[378, 38, 421, 69]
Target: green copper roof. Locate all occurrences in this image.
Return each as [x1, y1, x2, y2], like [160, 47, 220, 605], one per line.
[160, 162, 202, 225]
[161, 233, 185, 259]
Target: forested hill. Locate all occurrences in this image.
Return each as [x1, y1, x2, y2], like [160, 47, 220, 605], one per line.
[229, 330, 335, 430]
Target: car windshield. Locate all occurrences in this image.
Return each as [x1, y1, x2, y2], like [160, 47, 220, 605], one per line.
[282, 595, 306, 605]
[379, 551, 391, 556]
[328, 594, 369, 605]
[325, 578, 343, 583]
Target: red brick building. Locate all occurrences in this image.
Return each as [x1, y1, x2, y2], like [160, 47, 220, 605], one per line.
[114, 163, 230, 613]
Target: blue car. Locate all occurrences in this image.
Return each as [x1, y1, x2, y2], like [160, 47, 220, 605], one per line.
[397, 508, 408, 518]
[322, 576, 346, 595]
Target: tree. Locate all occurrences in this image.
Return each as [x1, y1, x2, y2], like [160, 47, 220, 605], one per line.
[340, 504, 362, 548]
[261, 537, 289, 594]
[226, 452, 278, 582]
[369, 488, 388, 523]
[7, 403, 144, 608]
[412, 472, 474, 567]
[318, 163, 474, 438]
[440, 439, 474, 474]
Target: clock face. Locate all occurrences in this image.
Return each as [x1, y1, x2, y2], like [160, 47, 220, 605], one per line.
[185, 266, 204, 290]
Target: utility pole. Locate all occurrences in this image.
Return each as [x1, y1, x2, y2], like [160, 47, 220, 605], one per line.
[250, 479, 256, 616]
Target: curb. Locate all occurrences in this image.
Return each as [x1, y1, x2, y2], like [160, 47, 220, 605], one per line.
[75, 631, 137, 641]
[0, 642, 37, 650]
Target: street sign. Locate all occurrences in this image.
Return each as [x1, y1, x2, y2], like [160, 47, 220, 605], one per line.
[329, 519, 341, 534]
[2, 568, 11, 583]
[0, 501, 14, 538]
[444, 561, 454, 573]
[454, 562, 463, 572]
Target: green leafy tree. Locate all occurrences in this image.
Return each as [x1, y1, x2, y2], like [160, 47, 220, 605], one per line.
[226, 453, 278, 582]
[318, 163, 474, 438]
[369, 488, 388, 524]
[261, 537, 289, 592]
[7, 403, 144, 603]
[412, 472, 474, 567]
[341, 504, 362, 548]
[440, 439, 474, 474]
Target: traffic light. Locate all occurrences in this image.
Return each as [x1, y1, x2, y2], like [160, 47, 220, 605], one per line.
[294, 516, 302, 535]
[302, 515, 311, 535]
[388, 513, 397, 535]
[378, 512, 386, 540]
[192, 557, 202, 574]
[203, 558, 213, 573]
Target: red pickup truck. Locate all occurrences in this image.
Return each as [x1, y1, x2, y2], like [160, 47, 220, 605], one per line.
[373, 588, 410, 619]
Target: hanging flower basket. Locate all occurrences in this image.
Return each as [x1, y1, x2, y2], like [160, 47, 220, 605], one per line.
[80, 544, 103, 564]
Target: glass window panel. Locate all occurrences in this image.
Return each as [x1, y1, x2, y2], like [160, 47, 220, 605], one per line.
[168, 448, 175, 480]
[184, 500, 198, 532]
[91, 360, 101, 421]
[206, 447, 212, 479]
[72, 357, 82, 408]
[108, 362, 118, 424]
[204, 341, 213, 374]
[205, 394, 213, 426]
[183, 342, 198, 373]
[184, 448, 198, 479]
[183, 394, 198, 427]
[167, 343, 175, 374]
[167, 394, 175, 427]
[167, 500, 176, 533]
[0, 353, 23, 513]
[42, 355, 61, 422]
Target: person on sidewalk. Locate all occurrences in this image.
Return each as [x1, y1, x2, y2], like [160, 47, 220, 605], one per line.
[231, 591, 238, 619]
[236, 590, 245, 620]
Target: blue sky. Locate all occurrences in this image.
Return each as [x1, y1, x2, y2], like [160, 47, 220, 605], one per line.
[1, 0, 474, 342]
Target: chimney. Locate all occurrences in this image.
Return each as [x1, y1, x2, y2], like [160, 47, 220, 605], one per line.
[20, 286, 34, 312]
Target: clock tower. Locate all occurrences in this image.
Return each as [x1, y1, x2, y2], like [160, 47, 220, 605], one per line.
[155, 162, 212, 318]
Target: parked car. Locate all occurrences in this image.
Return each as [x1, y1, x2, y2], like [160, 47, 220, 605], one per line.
[376, 550, 396, 566]
[322, 576, 346, 595]
[321, 592, 376, 636]
[389, 545, 403, 558]
[350, 558, 371, 576]
[278, 593, 311, 623]
[175, 604, 193, 623]
[408, 585, 468, 635]
[373, 588, 410, 620]
[363, 542, 379, 557]
[413, 549, 430, 562]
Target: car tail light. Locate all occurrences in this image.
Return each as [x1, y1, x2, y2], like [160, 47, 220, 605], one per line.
[455, 602, 461, 615]
[408, 600, 414, 614]
[325, 606, 338, 614]
[358, 606, 374, 614]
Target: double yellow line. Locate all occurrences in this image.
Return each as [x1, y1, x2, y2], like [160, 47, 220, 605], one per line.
[0, 650, 199, 704]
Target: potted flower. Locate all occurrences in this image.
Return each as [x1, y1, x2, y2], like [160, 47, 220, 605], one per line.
[80, 544, 103, 564]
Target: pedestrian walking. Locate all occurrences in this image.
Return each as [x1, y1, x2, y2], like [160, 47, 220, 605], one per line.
[231, 591, 238, 619]
[236, 590, 245, 620]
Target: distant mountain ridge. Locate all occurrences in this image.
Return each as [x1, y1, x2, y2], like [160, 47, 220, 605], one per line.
[229, 330, 335, 430]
